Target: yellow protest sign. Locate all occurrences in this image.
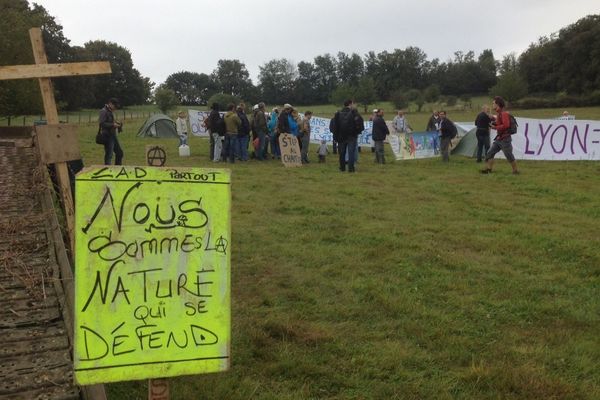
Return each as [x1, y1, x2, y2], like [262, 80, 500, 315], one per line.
[74, 166, 231, 385]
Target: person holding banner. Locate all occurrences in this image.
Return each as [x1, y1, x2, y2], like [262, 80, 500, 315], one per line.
[372, 108, 389, 164]
[481, 96, 520, 175]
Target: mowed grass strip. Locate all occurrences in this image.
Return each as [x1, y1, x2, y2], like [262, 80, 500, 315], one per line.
[75, 108, 600, 400]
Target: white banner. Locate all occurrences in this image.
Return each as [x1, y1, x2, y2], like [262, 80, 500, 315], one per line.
[511, 117, 600, 160]
[188, 110, 212, 137]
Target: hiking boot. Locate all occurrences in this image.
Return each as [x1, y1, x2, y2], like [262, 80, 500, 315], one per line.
[480, 168, 492, 174]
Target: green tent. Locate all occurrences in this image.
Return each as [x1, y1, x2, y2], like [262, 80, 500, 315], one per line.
[137, 114, 178, 138]
[451, 123, 477, 157]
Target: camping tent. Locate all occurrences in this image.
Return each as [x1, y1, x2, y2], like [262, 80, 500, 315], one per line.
[137, 114, 178, 138]
[451, 122, 477, 157]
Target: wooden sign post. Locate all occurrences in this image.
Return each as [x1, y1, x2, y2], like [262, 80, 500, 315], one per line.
[0, 27, 111, 254]
[0, 27, 111, 400]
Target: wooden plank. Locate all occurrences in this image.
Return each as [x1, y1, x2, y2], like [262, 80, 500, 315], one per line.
[0, 62, 111, 81]
[35, 124, 81, 164]
[28, 28, 75, 254]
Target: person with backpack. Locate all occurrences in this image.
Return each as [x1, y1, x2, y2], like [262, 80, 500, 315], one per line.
[330, 99, 364, 173]
[438, 110, 457, 162]
[481, 96, 520, 174]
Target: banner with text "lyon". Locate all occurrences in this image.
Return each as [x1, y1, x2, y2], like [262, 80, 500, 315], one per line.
[510, 117, 600, 160]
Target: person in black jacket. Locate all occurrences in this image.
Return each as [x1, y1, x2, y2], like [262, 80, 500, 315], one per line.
[236, 103, 251, 161]
[99, 97, 123, 165]
[474, 105, 492, 162]
[331, 99, 364, 173]
[371, 109, 390, 164]
[438, 110, 457, 162]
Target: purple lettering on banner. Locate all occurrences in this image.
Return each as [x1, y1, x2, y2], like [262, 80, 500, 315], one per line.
[524, 123, 535, 155]
[550, 125, 568, 154]
[570, 125, 588, 154]
[537, 123, 553, 155]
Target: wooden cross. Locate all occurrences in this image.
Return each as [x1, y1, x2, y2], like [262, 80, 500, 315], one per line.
[0, 27, 111, 254]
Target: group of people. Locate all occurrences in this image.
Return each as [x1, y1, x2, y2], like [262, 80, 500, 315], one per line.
[99, 95, 519, 175]
[204, 102, 316, 165]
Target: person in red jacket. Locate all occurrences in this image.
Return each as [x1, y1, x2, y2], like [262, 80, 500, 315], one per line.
[481, 96, 520, 174]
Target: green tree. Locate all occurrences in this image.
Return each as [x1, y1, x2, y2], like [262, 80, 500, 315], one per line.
[80, 40, 152, 108]
[164, 71, 216, 105]
[313, 54, 338, 104]
[489, 71, 528, 102]
[154, 86, 179, 113]
[330, 84, 355, 106]
[424, 84, 441, 103]
[295, 61, 318, 105]
[355, 77, 377, 113]
[389, 90, 408, 110]
[206, 93, 241, 111]
[212, 59, 252, 98]
[336, 52, 364, 86]
[258, 58, 297, 104]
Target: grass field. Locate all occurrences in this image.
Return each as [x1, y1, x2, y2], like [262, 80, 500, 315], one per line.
[65, 103, 600, 400]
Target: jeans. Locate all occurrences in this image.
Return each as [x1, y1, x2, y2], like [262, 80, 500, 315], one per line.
[476, 133, 490, 162]
[271, 134, 280, 158]
[301, 134, 310, 163]
[237, 134, 249, 161]
[103, 133, 123, 165]
[338, 136, 357, 172]
[440, 136, 451, 162]
[374, 140, 385, 164]
[256, 130, 266, 160]
[212, 133, 222, 161]
[179, 133, 188, 146]
[209, 131, 215, 159]
[224, 133, 237, 163]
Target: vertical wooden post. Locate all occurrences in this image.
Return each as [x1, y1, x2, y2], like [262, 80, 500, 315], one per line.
[29, 27, 75, 254]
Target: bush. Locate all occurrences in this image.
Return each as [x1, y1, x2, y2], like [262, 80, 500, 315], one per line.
[154, 87, 179, 114]
[207, 93, 242, 111]
[389, 90, 408, 110]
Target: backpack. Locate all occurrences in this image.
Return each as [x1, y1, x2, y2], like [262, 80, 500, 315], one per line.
[329, 113, 340, 142]
[216, 115, 226, 135]
[507, 114, 518, 135]
[449, 122, 458, 139]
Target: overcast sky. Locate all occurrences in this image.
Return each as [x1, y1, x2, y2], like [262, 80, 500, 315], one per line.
[36, 0, 599, 85]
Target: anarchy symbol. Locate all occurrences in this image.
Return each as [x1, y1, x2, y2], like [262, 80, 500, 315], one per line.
[147, 146, 167, 166]
[215, 236, 228, 254]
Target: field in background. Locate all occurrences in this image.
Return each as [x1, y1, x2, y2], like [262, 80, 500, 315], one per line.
[64, 109, 600, 399]
[3, 101, 598, 398]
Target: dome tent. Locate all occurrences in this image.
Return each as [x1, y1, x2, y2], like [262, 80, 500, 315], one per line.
[137, 114, 178, 138]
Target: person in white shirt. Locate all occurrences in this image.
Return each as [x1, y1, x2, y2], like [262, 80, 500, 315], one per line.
[176, 111, 188, 146]
[392, 110, 412, 134]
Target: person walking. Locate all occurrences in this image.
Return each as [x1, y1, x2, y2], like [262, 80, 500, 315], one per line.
[481, 96, 520, 174]
[438, 110, 457, 162]
[371, 108, 389, 164]
[330, 99, 364, 173]
[99, 97, 124, 165]
[474, 105, 492, 162]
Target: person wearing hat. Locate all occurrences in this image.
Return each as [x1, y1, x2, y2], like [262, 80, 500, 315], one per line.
[98, 97, 124, 165]
[277, 103, 293, 135]
[253, 102, 268, 160]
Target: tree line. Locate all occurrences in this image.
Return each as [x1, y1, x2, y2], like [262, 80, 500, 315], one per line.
[1, 0, 599, 117]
